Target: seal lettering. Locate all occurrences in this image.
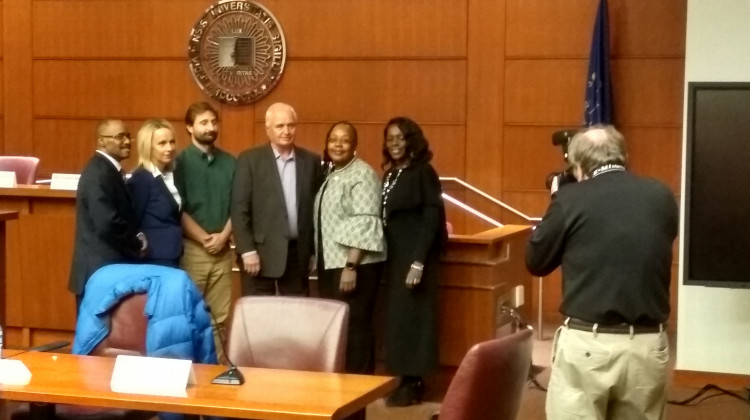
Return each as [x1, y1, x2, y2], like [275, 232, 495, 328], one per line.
[188, 0, 286, 105]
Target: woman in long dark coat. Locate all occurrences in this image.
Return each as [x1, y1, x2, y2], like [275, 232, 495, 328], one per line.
[381, 117, 447, 407]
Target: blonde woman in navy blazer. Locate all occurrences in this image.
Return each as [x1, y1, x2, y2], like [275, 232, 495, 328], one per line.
[128, 119, 183, 267]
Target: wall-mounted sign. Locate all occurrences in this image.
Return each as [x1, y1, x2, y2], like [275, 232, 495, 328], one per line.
[188, 0, 287, 105]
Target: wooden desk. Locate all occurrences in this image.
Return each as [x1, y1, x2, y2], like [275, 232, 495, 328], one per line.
[0, 186, 76, 347]
[0, 210, 19, 327]
[0, 351, 397, 420]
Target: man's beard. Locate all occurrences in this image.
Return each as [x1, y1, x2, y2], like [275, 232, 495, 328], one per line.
[195, 131, 218, 145]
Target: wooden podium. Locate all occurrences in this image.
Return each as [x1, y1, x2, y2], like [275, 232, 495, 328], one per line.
[438, 225, 532, 366]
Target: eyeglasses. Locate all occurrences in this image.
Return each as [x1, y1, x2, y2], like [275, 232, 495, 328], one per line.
[100, 132, 132, 141]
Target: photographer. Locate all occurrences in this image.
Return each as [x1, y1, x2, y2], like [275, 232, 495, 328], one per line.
[526, 125, 678, 420]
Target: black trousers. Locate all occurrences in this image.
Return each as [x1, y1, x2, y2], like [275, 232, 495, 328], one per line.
[317, 262, 382, 375]
[240, 241, 308, 296]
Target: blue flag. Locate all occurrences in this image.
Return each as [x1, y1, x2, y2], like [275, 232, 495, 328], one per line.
[583, 0, 613, 126]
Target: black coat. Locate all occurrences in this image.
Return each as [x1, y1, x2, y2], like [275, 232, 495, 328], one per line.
[382, 162, 447, 376]
[68, 153, 142, 295]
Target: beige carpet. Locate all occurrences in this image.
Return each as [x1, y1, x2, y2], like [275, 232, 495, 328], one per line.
[367, 328, 750, 420]
[366, 398, 441, 420]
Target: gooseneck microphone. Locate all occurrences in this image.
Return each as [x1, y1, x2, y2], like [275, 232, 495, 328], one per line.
[7, 340, 71, 359]
[205, 305, 245, 385]
[198, 274, 245, 385]
[211, 362, 246, 385]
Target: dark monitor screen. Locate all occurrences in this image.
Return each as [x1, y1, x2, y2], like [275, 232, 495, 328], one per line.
[684, 81, 750, 288]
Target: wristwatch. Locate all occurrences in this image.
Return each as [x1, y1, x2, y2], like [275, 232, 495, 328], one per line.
[344, 261, 358, 270]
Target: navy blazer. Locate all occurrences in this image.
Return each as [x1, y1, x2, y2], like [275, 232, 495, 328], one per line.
[69, 153, 142, 295]
[128, 167, 183, 264]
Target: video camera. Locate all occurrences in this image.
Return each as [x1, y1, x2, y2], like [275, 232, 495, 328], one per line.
[544, 130, 579, 190]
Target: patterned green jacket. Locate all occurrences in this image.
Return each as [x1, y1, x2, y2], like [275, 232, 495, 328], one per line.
[314, 157, 386, 270]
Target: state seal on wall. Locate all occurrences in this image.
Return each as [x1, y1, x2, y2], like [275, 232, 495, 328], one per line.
[188, 0, 286, 105]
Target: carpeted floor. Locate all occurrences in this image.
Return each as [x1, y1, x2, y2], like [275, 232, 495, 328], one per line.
[367, 328, 750, 420]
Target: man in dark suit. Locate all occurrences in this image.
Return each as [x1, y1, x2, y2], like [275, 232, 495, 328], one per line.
[231, 102, 323, 296]
[69, 119, 146, 305]
[526, 125, 678, 420]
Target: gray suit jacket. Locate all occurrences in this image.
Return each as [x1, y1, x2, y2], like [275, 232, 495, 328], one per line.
[231, 143, 323, 278]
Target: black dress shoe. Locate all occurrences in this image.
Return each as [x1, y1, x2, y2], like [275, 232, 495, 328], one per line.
[385, 379, 424, 407]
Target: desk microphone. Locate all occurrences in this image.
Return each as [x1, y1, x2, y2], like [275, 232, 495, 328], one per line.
[6, 340, 71, 359]
[198, 275, 245, 385]
[205, 305, 245, 385]
[31, 340, 71, 353]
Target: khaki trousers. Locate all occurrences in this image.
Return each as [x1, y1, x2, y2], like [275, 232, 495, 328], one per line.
[546, 321, 669, 420]
[180, 239, 233, 364]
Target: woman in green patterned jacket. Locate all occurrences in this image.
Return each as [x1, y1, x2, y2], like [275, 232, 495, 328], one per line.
[313, 121, 386, 383]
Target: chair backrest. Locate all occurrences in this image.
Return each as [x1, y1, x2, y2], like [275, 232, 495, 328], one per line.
[438, 328, 533, 420]
[91, 293, 148, 358]
[226, 296, 349, 372]
[0, 156, 40, 184]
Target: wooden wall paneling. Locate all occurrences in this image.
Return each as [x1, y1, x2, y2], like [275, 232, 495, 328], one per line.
[539, 269, 563, 322]
[32, 0, 213, 58]
[500, 190, 551, 220]
[420, 125, 466, 179]
[3, 0, 32, 155]
[254, 60, 467, 124]
[0, 58, 3, 116]
[611, 58, 685, 126]
[0, 58, 3, 152]
[503, 126, 573, 191]
[252, 122, 334, 157]
[506, 0, 594, 57]
[0, 2, 3, 154]
[34, 0, 470, 57]
[503, 126, 683, 194]
[262, 0, 467, 58]
[19, 213, 76, 329]
[620, 126, 682, 191]
[504, 59, 588, 126]
[218, 105, 256, 156]
[0, 1, 4, 56]
[33, 119, 194, 177]
[464, 0, 504, 233]
[33, 61, 207, 119]
[350, 123, 465, 180]
[442, 187, 468, 235]
[608, 0, 687, 57]
[506, 1, 688, 59]
[250, 122, 466, 179]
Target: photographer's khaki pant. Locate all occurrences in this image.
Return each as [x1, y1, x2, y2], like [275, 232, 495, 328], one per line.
[546, 324, 669, 420]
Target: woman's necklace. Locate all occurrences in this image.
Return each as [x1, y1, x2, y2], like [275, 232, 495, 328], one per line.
[381, 168, 403, 226]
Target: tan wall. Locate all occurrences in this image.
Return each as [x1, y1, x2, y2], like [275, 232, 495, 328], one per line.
[0, 0, 686, 324]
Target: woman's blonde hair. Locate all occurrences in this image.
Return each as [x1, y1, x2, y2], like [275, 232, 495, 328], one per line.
[137, 119, 176, 172]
